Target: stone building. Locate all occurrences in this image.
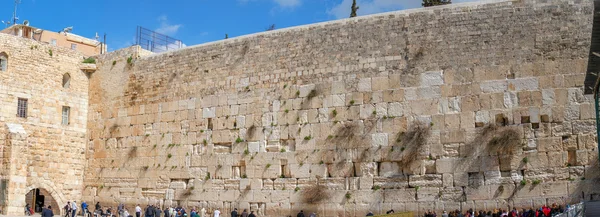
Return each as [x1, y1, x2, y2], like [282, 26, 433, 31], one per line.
[1, 0, 600, 216]
[0, 32, 89, 215]
[1, 24, 106, 57]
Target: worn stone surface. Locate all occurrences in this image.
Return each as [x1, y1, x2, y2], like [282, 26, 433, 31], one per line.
[0, 33, 88, 215]
[1, 0, 599, 217]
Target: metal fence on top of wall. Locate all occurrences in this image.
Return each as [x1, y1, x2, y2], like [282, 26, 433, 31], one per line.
[135, 26, 184, 53]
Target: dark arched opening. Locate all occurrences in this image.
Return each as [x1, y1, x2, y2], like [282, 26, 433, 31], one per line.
[25, 188, 59, 214]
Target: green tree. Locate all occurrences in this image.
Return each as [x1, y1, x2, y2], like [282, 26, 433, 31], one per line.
[225, 34, 228, 39]
[422, 0, 451, 7]
[350, 0, 359, 18]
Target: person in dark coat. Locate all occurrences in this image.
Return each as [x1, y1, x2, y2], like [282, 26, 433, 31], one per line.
[42, 206, 54, 217]
[297, 210, 305, 217]
[146, 205, 155, 217]
[231, 208, 238, 217]
[155, 206, 162, 217]
[241, 209, 248, 217]
[248, 211, 256, 217]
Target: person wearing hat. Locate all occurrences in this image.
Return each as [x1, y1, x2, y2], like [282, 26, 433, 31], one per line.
[231, 208, 238, 217]
[248, 211, 256, 217]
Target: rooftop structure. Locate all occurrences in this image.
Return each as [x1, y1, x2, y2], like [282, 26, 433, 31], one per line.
[0, 24, 106, 57]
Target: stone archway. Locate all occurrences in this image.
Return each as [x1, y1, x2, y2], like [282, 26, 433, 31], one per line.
[25, 188, 59, 214]
[25, 181, 67, 216]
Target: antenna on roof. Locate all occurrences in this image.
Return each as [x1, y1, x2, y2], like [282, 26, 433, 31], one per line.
[62, 26, 73, 34]
[1, 21, 11, 28]
[12, 0, 21, 26]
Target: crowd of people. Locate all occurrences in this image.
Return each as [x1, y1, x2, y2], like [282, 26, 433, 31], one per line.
[421, 203, 572, 217]
[28, 201, 577, 217]
[57, 202, 258, 217]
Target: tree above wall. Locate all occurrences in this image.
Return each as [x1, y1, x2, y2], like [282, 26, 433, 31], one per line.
[423, 0, 452, 7]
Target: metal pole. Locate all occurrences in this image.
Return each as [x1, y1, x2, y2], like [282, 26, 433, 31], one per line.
[12, 0, 20, 25]
[103, 33, 106, 54]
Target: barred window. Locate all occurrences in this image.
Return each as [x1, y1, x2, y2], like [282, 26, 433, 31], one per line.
[17, 98, 27, 118]
[62, 106, 70, 125]
[0, 52, 7, 71]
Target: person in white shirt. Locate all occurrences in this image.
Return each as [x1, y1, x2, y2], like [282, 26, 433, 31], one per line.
[71, 201, 78, 217]
[200, 208, 206, 217]
[213, 209, 220, 217]
[135, 205, 142, 217]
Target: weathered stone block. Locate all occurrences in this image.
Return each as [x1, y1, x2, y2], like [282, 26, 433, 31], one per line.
[409, 174, 443, 188]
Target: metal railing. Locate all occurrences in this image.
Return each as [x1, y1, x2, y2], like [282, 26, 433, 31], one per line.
[135, 26, 184, 53]
[553, 202, 584, 217]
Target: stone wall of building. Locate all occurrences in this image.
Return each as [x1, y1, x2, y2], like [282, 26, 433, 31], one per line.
[85, 0, 600, 216]
[0, 33, 89, 215]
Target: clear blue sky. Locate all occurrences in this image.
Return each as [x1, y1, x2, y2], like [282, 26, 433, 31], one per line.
[0, 0, 477, 51]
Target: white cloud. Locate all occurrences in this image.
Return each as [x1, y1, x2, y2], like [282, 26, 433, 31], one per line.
[328, 0, 479, 19]
[155, 15, 182, 36]
[238, 0, 301, 8]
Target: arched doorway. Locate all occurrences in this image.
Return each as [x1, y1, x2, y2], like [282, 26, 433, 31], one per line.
[25, 188, 59, 215]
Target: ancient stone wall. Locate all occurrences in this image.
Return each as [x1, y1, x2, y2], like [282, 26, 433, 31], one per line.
[0, 33, 89, 215]
[85, 0, 599, 216]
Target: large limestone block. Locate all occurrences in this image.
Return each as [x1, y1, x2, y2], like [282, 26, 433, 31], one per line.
[372, 77, 390, 91]
[409, 174, 443, 187]
[379, 162, 401, 177]
[480, 81, 507, 93]
[203, 107, 216, 118]
[383, 189, 417, 203]
[421, 71, 444, 86]
[310, 164, 328, 179]
[371, 133, 388, 147]
[327, 162, 354, 178]
[355, 162, 378, 177]
[358, 78, 372, 92]
[299, 84, 316, 97]
[509, 78, 539, 91]
[373, 177, 410, 189]
[289, 163, 310, 178]
[416, 187, 440, 201]
[359, 176, 374, 190]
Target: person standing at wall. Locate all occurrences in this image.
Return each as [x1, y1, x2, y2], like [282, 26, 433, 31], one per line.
[240, 209, 248, 217]
[43, 206, 54, 217]
[213, 208, 220, 217]
[135, 204, 142, 217]
[71, 201, 78, 217]
[64, 202, 72, 217]
[117, 203, 124, 217]
[247, 211, 256, 217]
[231, 208, 238, 217]
[155, 205, 162, 217]
[82, 201, 88, 217]
[146, 205, 155, 217]
[164, 207, 170, 217]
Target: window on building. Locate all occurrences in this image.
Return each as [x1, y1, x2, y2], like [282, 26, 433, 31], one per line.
[50, 39, 57, 46]
[17, 98, 27, 118]
[62, 73, 71, 88]
[71, 44, 77, 50]
[0, 52, 7, 71]
[62, 106, 70, 125]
